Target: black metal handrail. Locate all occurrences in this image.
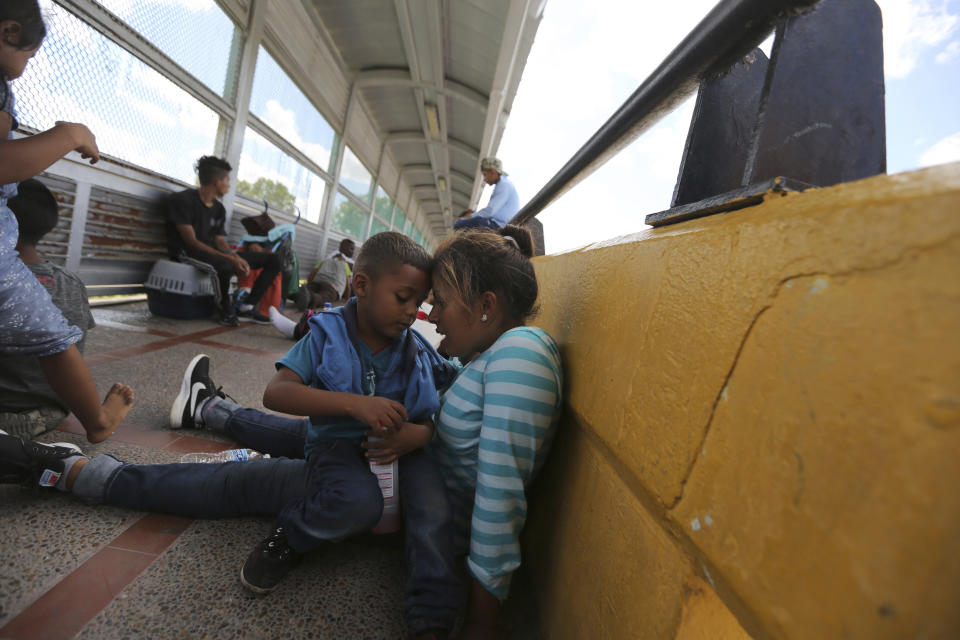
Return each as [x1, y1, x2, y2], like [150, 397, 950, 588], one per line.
[510, 0, 820, 226]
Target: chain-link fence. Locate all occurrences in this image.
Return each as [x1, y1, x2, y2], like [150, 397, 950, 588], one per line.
[11, 2, 221, 184]
[237, 127, 328, 225]
[10, 0, 429, 252]
[94, 0, 240, 99]
[249, 46, 336, 171]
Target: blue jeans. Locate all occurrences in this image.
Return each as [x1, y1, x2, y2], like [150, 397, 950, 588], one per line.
[453, 215, 500, 231]
[75, 400, 462, 634]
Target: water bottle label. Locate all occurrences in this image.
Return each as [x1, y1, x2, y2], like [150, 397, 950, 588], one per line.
[370, 464, 394, 498]
[231, 449, 249, 461]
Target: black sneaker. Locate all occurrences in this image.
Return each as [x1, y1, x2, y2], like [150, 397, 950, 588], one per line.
[169, 354, 221, 429]
[240, 526, 301, 594]
[216, 305, 239, 326]
[237, 308, 271, 324]
[0, 432, 84, 489]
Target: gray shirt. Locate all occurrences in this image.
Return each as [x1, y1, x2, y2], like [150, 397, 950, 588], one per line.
[311, 254, 349, 295]
[0, 262, 95, 411]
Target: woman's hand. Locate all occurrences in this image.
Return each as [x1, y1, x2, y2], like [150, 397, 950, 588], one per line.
[55, 121, 99, 164]
[363, 421, 433, 463]
[349, 395, 407, 430]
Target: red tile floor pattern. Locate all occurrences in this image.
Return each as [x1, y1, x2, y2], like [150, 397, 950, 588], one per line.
[0, 323, 271, 640]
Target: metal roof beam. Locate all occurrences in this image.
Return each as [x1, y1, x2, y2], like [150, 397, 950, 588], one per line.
[384, 131, 481, 160]
[392, 0, 451, 228]
[471, 1, 543, 206]
[401, 165, 473, 186]
[355, 70, 488, 113]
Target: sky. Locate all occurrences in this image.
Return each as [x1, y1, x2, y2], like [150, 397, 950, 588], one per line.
[491, 0, 960, 254]
[16, 0, 958, 254]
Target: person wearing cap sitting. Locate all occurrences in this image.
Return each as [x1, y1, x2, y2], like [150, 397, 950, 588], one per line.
[453, 156, 519, 231]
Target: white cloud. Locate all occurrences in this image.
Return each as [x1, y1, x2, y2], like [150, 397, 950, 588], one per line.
[875, 0, 959, 77]
[918, 130, 960, 165]
[499, 0, 713, 253]
[936, 39, 960, 62]
[237, 131, 328, 222]
[117, 64, 220, 137]
[501, 0, 960, 253]
[262, 100, 332, 168]
[340, 147, 373, 189]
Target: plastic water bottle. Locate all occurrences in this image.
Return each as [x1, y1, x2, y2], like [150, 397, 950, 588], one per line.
[368, 439, 401, 534]
[362, 371, 400, 534]
[179, 448, 269, 463]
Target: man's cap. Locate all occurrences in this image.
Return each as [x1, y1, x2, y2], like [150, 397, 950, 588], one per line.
[480, 157, 508, 176]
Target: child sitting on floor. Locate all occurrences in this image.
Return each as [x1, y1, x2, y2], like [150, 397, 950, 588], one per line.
[0, 1, 132, 443]
[3, 232, 464, 638]
[0, 179, 96, 439]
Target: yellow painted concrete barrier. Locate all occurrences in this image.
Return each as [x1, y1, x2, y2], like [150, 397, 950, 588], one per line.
[523, 163, 960, 640]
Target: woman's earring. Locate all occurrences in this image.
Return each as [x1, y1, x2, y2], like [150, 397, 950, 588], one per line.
[481, 313, 488, 323]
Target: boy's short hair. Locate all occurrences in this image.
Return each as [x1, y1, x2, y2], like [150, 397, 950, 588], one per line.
[354, 232, 431, 280]
[9, 178, 58, 246]
[195, 156, 232, 185]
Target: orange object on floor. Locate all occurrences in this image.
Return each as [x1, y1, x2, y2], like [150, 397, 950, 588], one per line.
[237, 268, 282, 316]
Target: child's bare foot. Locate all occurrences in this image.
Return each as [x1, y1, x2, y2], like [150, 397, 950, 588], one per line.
[86, 383, 134, 443]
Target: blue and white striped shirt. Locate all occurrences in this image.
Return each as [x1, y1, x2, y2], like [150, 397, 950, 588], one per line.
[429, 326, 563, 599]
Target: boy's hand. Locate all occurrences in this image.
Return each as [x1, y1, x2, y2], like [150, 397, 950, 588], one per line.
[350, 396, 407, 431]
[364, 421, 433, 463]
[55, 121, 99, 164]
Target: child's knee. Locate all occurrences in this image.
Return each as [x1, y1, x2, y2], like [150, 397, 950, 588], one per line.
[344, 480, 384, 530]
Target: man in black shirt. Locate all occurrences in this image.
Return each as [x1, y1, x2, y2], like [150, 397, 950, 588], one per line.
[166, 156, 280, 326]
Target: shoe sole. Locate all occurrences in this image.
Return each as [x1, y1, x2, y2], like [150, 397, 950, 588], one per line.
[238, 316, 271, 325]
[0, 431, 79, 456]
[169, 354, 208, 429]
[47, 442, 83, 455]
[239, 565, 277, 595]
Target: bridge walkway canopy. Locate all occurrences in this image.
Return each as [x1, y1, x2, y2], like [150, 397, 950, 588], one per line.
[14, 0, 544, 294]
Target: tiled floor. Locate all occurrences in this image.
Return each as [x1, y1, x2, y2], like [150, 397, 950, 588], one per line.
[0, 301, 539, 640]
[0, 303, 414, 639]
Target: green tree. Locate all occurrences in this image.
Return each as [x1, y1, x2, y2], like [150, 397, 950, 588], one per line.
[333, 196, 368, 238]
[374, 194, 393, 218]
[236, 177, 296, 211]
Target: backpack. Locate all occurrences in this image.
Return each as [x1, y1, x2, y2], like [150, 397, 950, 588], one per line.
[273, 233, 298, 297]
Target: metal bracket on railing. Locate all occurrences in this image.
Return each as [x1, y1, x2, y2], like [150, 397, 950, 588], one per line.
[648, 0, 885, 227]
[509, 0, 823, 229]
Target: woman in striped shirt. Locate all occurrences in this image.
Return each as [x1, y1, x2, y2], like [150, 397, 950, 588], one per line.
[425, 225, 563, 640]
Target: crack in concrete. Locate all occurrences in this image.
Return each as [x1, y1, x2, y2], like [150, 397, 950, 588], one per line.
[667, 231, 960, 509]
